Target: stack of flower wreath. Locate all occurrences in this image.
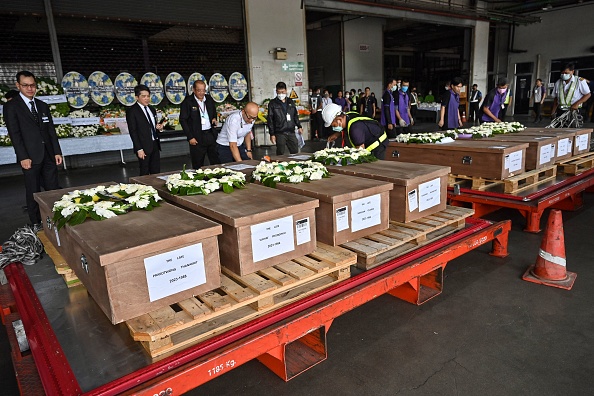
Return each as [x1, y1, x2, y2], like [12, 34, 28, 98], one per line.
[52, 184, 162, 230]
[252, 160, 329, 187]
[445, 122, 526, 139]
[165, 166, 246, 195]
[311, 147, 377, 166]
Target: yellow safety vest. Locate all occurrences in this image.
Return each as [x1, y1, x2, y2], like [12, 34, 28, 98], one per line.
[345, 112, 387, 152]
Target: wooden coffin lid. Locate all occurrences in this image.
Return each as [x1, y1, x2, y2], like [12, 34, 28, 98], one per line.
[65, 202, 222, 266]
[516, 128, 577, 138]
[486, 135, 558, 146]
[130, 175, 319, 227]
[326, 160, 450, 187]
[388, 140, 529, 153]
[273, 173, 393, 203]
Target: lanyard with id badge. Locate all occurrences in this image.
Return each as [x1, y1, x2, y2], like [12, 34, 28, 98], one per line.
[198, 101, 209, 126]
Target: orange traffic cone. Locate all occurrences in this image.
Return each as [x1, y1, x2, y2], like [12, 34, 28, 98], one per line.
[522, 209, 576, 290]
[461, 111, 467, 123]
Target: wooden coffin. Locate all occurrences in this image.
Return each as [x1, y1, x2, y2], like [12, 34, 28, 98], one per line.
[264, 174, 393, 246]
[130, 174, 319, 276]
[515, 128, 575, 161]
[325, 161, 450, 223]
[35, 187, 223, 325]
[387, 140, 529, 180]
[486, 135, 558, 170]
[518, 128, 592, 156]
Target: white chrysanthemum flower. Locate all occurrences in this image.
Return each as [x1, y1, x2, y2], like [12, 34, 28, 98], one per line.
[136, 199, 149, 209]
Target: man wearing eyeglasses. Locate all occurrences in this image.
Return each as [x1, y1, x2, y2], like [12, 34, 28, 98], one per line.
[216, 102, 258, 162]
[180, 79, 220, 168]
[4, 70, 62, 230]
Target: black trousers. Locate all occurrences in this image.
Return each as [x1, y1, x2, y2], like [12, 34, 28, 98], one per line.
[274, 131, 299, 155]
[533, 102, 542, 122]
[217, 143, 249, 163]
[190, 142, 220, 169]
[138, 143, 160, 176]
[469, 102, 480, 121]
[23, 149, 60, 224]
[499, 105, 509, 121]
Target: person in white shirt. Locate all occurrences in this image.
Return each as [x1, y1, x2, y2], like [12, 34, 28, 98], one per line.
[551, 62, 591, 118]
[216, 102, 258, 162]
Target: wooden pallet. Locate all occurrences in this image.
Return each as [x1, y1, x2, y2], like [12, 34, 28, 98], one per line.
[126, 243, 356, 358]
[448, 174, 503, 191]
[502, 165, 557, 193]
[341, 206, 475, 270]
[38, 231, 82, 288]
[448, 165, 557, 194]
[556, 152, 594, 175]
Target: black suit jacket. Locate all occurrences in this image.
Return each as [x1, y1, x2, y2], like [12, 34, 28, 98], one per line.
[126, 103, 160, 153]
[179, 94, 217, 144]
[4, 96, 62, 164]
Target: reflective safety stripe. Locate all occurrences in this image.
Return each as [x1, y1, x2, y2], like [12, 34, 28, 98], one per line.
[539, 248, 566, 267]
[346, 115, 386, 152]
[559, 77, 578, 108]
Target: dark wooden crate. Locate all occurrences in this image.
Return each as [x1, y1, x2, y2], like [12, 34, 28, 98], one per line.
[387, 140, 529, 180]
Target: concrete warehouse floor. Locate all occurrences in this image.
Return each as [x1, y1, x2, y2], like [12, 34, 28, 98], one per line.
[1, 116, 593, 395]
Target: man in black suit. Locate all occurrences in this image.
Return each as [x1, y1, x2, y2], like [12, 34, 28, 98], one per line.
[4, 70, 62, 229]
[126, 84, 164, 175]
[180, 80, 219, 169]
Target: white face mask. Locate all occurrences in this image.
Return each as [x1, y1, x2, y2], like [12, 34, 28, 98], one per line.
[277, 93, 287, 100]
[345, 94, 350, 98]
[561, 73, 571, 81]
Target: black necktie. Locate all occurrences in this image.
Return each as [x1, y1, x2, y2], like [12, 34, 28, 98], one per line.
[143, 106, 158, 139]
[29, 100, 39, 125]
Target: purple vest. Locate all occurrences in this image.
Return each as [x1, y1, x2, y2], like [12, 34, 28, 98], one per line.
[381, 89, 396, 126]
[447, 91, 460, 128]
[482, 90, 506, 122]
[397, 91, 410, 124]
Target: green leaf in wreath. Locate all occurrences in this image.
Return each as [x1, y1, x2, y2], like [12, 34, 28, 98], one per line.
[222, 183, 233, 193]
[69, 209, 88, 226]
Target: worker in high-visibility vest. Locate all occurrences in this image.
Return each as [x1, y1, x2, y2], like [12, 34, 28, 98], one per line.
[322, 103, 388, 160]
[499, 86, 513, 121]
[551, 62, 591, 118]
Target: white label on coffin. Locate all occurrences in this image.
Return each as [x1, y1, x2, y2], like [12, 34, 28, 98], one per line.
[505, 150, 523, 172]
[251, 215, 295, 262]
[336, 206, 349, 231]
[144, 243, 206, 302]
[557, 138, 570, 156]
[539, 144, 553, 165]
[576, 134, 588, 150]
[225, 163, 256, 171]
[287, 154, 311, 160]
[418, 178, 441, 212]
[351, 194, 381, 232]
[295, 217, 311, 245]
[408, 189, 418, 212]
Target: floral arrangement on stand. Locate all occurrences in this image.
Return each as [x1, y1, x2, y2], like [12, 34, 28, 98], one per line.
[52, 183, 162, 230]
[35, 78, 64, 96]
[56, 124, 72, 139]
[165, 165, 246, 195]
[99, 104, 126, 134]
[161, 106, 181, 130]
[0, 84, 10, 104]
[216, 102, 239, 124]
[252, 160, 329, 187]
[395, 131, 458, 144]
[69, 109, 99, 138]
[311, 147, 377, 166]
